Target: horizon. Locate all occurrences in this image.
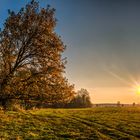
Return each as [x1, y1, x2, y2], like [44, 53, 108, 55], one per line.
[0, 0, 140, 104]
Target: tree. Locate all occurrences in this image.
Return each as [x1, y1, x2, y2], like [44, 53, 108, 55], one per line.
[117, 101, 121, 107]
[68, 88, 92, 108]
[0, 0, 74, 109]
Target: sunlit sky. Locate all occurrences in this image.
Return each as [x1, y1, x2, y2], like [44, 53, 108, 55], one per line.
[1, 0, 140, 103]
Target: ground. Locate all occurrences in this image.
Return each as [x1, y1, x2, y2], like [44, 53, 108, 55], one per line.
[0, 107, 140, 139]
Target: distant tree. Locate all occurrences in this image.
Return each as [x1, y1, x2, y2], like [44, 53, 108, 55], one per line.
[0, 0, 74, 109]
[117, 101, 121, 107]
[132, 102, 135, 107]
[68, 88, 92, 108]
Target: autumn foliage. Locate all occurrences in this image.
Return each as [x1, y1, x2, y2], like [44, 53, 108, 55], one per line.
[0, 0, 75, 109]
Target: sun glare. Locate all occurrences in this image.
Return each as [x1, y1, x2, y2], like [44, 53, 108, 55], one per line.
[131, 82, 140, 95]
[136, 86, 140, 95]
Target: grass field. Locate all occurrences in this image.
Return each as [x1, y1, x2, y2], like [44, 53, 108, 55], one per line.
[0, 107, 140, 140]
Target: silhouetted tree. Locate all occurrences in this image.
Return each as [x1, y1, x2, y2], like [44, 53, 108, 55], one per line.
[0, 0, 74, 109]
[132, 102, 135, 107]
[68, 88, 92, 108]
[117, 101, 121, 107]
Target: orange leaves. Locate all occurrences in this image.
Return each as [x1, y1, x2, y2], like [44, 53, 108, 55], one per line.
[0, 0, 75, 108]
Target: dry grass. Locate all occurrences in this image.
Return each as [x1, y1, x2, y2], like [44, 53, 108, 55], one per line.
[0, 107, 140, 139]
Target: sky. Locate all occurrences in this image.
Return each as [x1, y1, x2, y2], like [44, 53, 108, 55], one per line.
[0, 0, 140, 103]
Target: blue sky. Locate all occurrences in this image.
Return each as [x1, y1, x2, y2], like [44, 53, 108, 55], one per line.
[1, 0, 140, 103]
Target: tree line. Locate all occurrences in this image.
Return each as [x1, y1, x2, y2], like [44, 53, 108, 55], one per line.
[0, 0, 92, 110]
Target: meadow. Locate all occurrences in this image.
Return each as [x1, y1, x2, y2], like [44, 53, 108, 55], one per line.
[0, 107, 140, 140]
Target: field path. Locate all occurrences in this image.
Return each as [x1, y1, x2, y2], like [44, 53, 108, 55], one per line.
[0, 107, 140, 139]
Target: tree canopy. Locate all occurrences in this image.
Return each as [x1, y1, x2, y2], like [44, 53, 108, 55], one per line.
[67, 88, 92, 108]
[0, 0, 75, 109]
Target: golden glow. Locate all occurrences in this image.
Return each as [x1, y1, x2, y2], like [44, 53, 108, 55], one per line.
[130, 80, 140, 95]
[132, 82, 140, 95]
[136, 86, 140, 95]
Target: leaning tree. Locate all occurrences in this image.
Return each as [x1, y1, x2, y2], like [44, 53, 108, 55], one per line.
[0, 0, 75, 109]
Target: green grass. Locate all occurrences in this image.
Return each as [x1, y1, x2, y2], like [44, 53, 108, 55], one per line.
[0, 107, 140, 139]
